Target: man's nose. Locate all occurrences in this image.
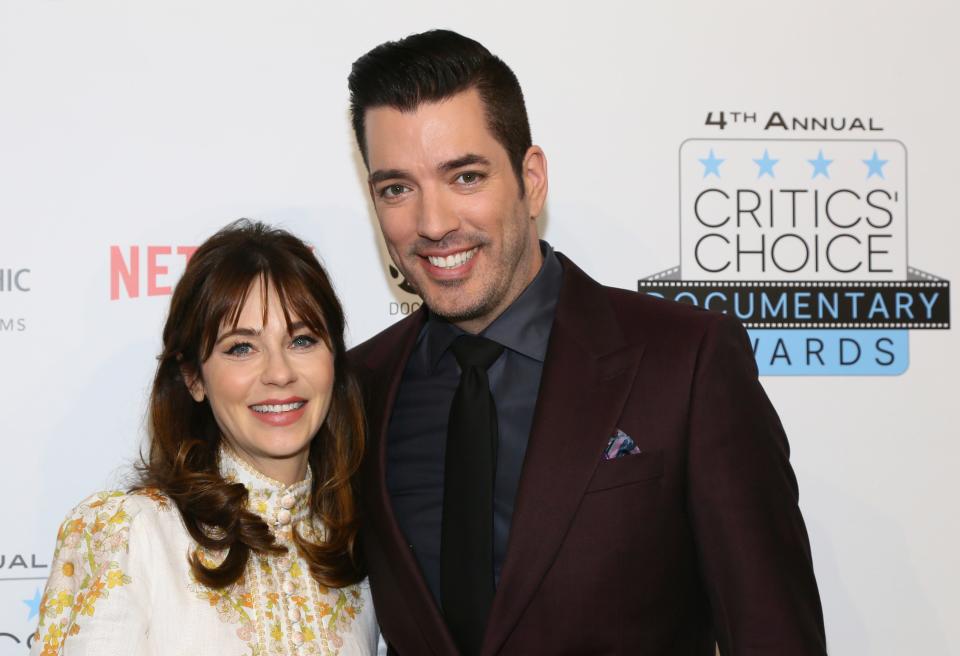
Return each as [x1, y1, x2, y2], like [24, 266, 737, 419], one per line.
[416, 186, 460, 241]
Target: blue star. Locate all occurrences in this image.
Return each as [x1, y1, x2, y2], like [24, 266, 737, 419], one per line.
[699, 149, 725, 178]
[23, 588, 42, 621]
[808, 149, 833, 179]
[753, 149, 779, 178]
[863, 149, 888, 179]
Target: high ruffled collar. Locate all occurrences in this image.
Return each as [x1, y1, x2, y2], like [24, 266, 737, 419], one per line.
[218, 446, 313, 537]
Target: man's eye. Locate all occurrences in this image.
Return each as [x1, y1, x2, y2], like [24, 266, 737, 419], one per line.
[455, 172, 482, 185]
[380, 184, 409, 199]
[225, 341, 254, 356]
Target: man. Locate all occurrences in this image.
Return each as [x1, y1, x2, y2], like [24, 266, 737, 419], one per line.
[346, 29, 826, 656]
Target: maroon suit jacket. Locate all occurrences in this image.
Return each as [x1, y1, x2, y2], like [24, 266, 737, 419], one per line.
[348, 254, 826, 655]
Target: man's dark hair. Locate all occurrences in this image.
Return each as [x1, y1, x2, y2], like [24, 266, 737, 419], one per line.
[349, 29, 532, 193]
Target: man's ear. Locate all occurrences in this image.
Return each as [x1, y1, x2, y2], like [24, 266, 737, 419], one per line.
[180, 366, 205, 402]
[522, 145, 548, 219]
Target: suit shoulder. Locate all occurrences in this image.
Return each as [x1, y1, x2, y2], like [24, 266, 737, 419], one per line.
[601, 284, 739, 345]
[348, 311, 423, 365]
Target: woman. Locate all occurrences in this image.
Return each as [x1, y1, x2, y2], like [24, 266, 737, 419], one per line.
[31, 220, 377, 655]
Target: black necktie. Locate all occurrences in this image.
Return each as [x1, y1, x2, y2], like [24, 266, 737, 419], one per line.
[441, 334, 504, 656]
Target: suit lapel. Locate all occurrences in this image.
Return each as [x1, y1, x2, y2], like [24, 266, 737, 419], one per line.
[357, 310, 459, 656]
[481, 257, 645, 656]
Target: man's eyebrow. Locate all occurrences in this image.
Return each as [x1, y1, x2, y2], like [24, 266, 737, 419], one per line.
[369, 168, 409, 185]
[368, 154, 491, 185]
[439, 153, 491, 172]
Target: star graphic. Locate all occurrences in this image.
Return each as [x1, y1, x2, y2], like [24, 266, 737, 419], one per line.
[863, 149, 888, 179]
[699, 149, 724, 178]
[753, 149, 779, 178]
[808, 149, 833, 179]
[23, 588, 42, 621]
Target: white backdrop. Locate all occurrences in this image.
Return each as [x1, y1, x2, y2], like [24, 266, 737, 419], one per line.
[1, 1, 957, 653]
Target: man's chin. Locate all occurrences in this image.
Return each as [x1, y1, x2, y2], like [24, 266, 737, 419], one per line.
[420, 290, 491, 324]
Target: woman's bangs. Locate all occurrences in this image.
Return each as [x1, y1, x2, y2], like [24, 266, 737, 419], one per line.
[197, 266, 263, 360]
[271, 264, 332, 348]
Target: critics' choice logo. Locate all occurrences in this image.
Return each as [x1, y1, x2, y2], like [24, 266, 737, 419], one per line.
[639, 138, 950, 375]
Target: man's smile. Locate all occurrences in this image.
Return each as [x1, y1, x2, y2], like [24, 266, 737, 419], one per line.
[418, 246, 481, 279]
[424, 247, 478, 270]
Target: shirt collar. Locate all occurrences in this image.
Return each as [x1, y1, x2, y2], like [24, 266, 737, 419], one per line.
[218, 445, 313, 529]
[421, 240, 562, 370]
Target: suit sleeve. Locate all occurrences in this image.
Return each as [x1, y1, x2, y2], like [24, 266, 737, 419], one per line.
[30, 492, 150, 655]
[686, 314, 827, 655]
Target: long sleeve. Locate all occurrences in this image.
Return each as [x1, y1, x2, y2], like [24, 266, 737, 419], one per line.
[686, 314, 827, 655]
[30, 478, 376, 655]
[31, 491, 151, 655]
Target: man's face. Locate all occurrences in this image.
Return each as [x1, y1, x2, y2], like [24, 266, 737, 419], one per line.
[364, 88, 547, 333]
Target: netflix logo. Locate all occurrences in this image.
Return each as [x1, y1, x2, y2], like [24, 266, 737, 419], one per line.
[109, 245, 197, 300]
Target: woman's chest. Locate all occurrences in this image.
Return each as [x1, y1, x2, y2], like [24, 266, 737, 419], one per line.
[147, 525, 373, 656]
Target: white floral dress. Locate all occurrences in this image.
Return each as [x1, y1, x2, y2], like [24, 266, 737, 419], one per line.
[30, 448, 377, 656]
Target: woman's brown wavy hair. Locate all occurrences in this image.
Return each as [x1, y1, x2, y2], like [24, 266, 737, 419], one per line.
[135, 219, 365, 589]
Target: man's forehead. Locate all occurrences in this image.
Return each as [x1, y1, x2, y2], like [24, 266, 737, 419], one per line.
[363, 88, 501, 165]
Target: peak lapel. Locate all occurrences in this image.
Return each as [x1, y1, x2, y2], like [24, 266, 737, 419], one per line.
[355, 310, 459, 656]
[482, 257, 645, 656]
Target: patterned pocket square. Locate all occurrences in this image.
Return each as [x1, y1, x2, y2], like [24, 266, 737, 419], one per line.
[603, 429, 642, 460]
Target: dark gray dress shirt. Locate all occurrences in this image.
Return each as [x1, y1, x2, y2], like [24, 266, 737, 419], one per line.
[385, 241, 563, 605]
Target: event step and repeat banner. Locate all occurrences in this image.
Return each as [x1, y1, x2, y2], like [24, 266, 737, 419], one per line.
[1, 1, 957, 654]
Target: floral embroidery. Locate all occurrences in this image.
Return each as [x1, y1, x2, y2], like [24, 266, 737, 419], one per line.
[189, 545, 259, 651]
[33, 491, 134, 654]
[32, 455, 370, 655]
[130, 486, 171, 509]
[183, 448, 367, 655]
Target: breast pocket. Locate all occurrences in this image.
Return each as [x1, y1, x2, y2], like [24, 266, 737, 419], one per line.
[585, 450, 664, 493]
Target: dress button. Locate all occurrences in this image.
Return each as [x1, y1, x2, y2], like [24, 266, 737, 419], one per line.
[292, 631, 305, 646]
[283, 580, 296, 595]
[278, 509, 292, 525]
[288, 607, 301, 622]
[281, 494, 295, 509]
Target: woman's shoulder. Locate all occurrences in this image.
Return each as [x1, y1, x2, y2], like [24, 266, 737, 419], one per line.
[33, 490, 178, 652]
[66, 487, 172, 516]
[56, 488, 176, 542]
[46, 489, 178, 585]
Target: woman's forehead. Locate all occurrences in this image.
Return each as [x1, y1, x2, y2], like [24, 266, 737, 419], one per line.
[217, 278, 319, 334]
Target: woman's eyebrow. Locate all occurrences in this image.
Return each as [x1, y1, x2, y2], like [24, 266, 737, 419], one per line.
[215, 327, 260, 344]
[287, 321, 309, 334]
[214, 319, 316, 345]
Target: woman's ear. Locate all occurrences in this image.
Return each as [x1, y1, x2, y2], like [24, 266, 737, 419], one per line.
[180, 366, 205, 402]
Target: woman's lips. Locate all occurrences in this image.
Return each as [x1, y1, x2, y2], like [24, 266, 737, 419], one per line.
[248, 401, 307, 427]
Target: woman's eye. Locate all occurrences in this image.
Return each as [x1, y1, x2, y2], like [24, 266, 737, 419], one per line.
[225, 341, 254, 356]
[291, 334, 318, 349]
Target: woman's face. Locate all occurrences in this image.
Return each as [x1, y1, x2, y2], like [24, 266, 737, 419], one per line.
[187, 278, 335, 485]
